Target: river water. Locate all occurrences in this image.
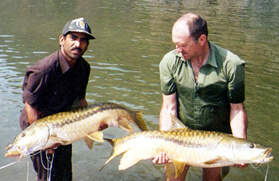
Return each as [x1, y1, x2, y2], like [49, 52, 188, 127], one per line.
[0, 0, 278, 180]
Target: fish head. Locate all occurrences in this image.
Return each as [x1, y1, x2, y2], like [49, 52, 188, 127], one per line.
[222, 137, 273, 164]
[5, 121, 49, 159]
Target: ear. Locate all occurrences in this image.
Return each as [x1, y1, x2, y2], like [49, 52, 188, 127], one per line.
[59, 35, 65, 46]
[198, 34, 207, 46]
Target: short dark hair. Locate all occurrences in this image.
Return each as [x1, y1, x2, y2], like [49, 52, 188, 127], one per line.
[188, 15, 208, 42]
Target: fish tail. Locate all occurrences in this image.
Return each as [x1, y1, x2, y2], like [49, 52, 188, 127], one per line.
[99, 138, 116, 172]
[132, 111, 148, 131]
[104, 138, 114, 147]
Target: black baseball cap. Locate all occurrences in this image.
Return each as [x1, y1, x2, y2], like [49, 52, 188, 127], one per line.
[62, 17, 95, 39]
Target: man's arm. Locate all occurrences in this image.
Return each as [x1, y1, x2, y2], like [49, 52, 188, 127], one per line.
[230, 103, 248, 168]
[153, 93, 177, 164]
[159, 93, 178, 131]
[230, 103, 248, 139]
[24, 102, 39, 125]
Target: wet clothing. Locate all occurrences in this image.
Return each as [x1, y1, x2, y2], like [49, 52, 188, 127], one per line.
[159, 41, 245, 133]
[19, 49, 90, 181]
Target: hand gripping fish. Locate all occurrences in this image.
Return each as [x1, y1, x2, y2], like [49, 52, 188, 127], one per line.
[5, 102, 148, 160]
[100, 115, 273, 179]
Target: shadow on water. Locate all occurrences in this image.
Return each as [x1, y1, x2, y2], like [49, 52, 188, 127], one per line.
[0, 0, 278, 180]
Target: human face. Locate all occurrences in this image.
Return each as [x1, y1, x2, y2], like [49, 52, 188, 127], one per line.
[172, 27, 200, 61]
[59, 32, 89, 62]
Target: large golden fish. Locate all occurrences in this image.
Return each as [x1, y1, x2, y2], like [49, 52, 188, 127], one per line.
[100, 115, 273, 179]
[5, 102, 148, 160]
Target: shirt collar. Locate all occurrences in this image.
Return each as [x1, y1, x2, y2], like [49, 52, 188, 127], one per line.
[58, 49, 71, 74]
[206, 41, 218, 68]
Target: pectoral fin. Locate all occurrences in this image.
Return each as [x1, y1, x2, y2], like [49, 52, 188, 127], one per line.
[203, 157, 224, 165]
[49, 136, 70, 145]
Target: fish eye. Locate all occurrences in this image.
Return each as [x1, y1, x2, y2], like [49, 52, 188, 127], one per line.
[249, 143, 254, 148]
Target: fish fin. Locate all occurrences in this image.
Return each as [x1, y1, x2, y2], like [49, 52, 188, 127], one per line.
[172, 161, 187, 179]
[119, 149, 142, 170]
[49, 136, 69, 144]
[170, 114, 189, 130]
[165, 162, 176, 180]
[120, 111, 148, 133]
[99, 138, 116, 172]
[203, 157, 223, 165]
[133, 111, 148, 131]
[119, 118, 134, 134]
[104, 138, 115, 147]
[165, 161, 187, 180]
[84, 137, 95, 150]
[87, 131, 104, 142]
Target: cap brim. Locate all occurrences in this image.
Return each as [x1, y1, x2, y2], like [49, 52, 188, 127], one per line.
[63, 30, 95, 39]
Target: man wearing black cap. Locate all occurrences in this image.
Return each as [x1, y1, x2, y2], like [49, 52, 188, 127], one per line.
[19, 17, 94, 181]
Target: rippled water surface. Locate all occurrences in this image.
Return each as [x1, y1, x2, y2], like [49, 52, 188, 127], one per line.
[0, 0, 278, 180]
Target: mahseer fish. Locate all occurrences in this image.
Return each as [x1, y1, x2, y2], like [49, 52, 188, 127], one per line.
[5, 102, 148, 160]
[100, 115, 273, 179]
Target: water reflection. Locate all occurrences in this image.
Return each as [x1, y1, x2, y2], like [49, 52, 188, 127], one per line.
[0, 0, 278, 180]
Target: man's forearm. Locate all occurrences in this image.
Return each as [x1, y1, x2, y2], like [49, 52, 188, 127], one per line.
[230, 103, 248, 139]
[24, 102, 39, 125]
[159, 93, 178, 131]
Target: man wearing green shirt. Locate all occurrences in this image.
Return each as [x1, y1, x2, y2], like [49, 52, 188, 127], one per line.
[152, 13, 248, 181]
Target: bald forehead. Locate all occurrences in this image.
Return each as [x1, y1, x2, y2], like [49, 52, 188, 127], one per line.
[172, 13, 198, 33]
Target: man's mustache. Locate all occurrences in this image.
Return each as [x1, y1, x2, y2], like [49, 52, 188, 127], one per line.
[71, 47, 82, 52]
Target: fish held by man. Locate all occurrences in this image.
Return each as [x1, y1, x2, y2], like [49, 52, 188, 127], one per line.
[5, 102, 148, 160]
[100, 115, 273, 179]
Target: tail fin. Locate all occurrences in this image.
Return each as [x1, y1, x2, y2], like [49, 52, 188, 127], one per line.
[104, 138, 114, 147]
[99, 138, 116, 172]
[132, 111, 148, 131]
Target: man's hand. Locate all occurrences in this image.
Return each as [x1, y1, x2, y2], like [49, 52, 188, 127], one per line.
[45, 143, 61, 154]
[46, 148, 55, 154]
[152, 152, 170, 164]
[234, 163, 248, 168]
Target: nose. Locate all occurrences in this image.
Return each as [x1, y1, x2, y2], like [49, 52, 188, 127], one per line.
[74, 39, 81, 47]
[176, 45, 182, 53]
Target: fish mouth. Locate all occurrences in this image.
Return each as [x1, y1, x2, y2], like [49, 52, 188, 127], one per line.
[260, 147, 273, 163]
[5, 144, 24, 159]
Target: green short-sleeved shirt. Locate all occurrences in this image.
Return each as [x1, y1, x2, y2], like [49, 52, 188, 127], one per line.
[159, 41, 245, 133]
